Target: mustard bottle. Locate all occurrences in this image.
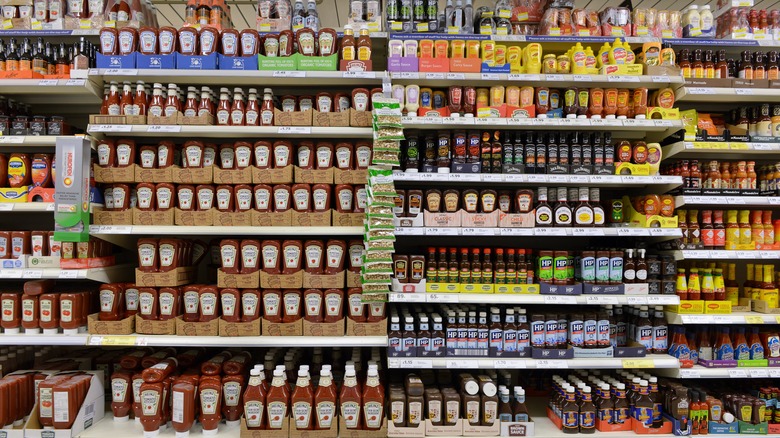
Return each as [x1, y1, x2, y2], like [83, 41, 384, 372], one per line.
[609, 38, 627, 65]
[623, 41, 636, 64]
[585, 46, 597, 73]
[571, 42, 587, 74]
[507, 46, 522, 73]
[597, 42, 611, 67]
[524, 43, 542, 74]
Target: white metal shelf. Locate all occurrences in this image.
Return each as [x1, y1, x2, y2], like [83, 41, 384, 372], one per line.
[675, 249, 780, 260]
[0, 333, 88, 346]
[87, 125, 373, 138]
[0, 78, 101, 104]
[676, 86, 780, 103]
[674, 195, 780, 207]
[394, 172, 683, 190]
[660, 366, 780, 379]
[402, 116, 682, 138]
[390, 292, 680, 305]
[663, 141, 780, 159]
[386, 354, 680, 370]
[395, 227, 682, 238]
[89, 225, 362, 236]
[80, 413, 219, 438]
[0, 135, 67, 147]
[0, 202, 54, 212]
[0, 263, 134, 282]
[666, 312, 780, 325]
[390, 72, 683, 88]
[93, 69, 385, 86]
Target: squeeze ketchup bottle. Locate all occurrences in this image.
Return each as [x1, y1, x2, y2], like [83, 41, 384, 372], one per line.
[110, 370, 134, 422]
[171, 380, 196, 438]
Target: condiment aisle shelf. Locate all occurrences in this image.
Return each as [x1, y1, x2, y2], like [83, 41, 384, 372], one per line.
[394, 173, 683, 191]
[402, 117, 683, 138]
[0, 333, 89, 346]
[0, 264, 134, 282]
[666, 312, 780, 325]
[0, 135, 70, 147]
[89, 225, 364, 248]
[663, 141, 780, 159]
[674, 249, 780, 260]
[659, 366, 780, 379]
[675, 86, 780, 103]
[0, 334, 388, 347]
[86, 124, 374, 138]
[92, 69, 386, 86]
[389, 292, 680, 305]
[0, 78, 102, 104]
[81, 414, 215, 438]
[0, 202, 54, 212]
[674, 195, 780, 207]
[386, 354, 680, 370]
[0, 29, 99, 36]
[389, 72, 683, 88]
[395, 227, 682, 238]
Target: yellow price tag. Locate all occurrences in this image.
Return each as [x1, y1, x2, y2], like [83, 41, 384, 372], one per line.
[622, 359, 655, 369]
[101, 336, 137, 346]
[730, 142, 749, 150]
[745, 315, 765, 324]
[775, 316, 780, 324]
[2, 19, 12, 29]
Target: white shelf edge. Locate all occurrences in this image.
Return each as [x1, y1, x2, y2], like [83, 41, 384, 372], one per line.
[88, 225, 363, 236]
[0, 263, 134, 282]
[395, 227, 682, 238]
[386, 354, 680, 369]
[389, 293, 680, 305]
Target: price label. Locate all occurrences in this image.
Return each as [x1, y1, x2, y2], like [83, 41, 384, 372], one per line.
[392, 293, 426, 303]
[574, 228, 604, 236]
[46, 203, 55, 211]
[573, 75, 592, 82]
[590, 118, 605, 125]
[494, 360, 526, 369]
[735, 88, 754, 95]
[618, 228, 646, 236]
[735, 251, 752, 259]
[427, 294, 458, 303]
[447, 360, 479, 369]
[526, 175, 549, 183]
[399, 72, 419, 79]
[622, 359, 655, 368]
[751, 143, 774, 151]
[679, 369, 701, 378]
[483, 174, 504, 182]
[0, 136, 24, 143]
[687, 87, 709, 94]
[272, 70, 306, 77]
[726, 197, 745, 204]
[535, 360, 567, 369]
[647, 296, 678, 305]
[461, 228, 495, 236]
[425, 72, 445, 80]
[504, 174, 525, 183]
[546, 74, 564, 81]
[481, 73, 500, 81]
[22, 269, 42, 279]
[446, 73, 466, 80]
[277, 127, 311, 134]
[768, 197, 780, 205]
[448, 173, 480, 182]
[745, 315, 765, 324]
[0, 204, 12, 211]
[760, 251, 777, 259]
[651, 75, 669, 83]
[0, 270, 22, 278]
[91, 124, 133, 132]
[536, 228, 568, 236]
[99, 336, 139, 346]
[37, 79, 59, 86]
[727, 369, 748, 378]
[770, 369, 780, 378]
[548, 175, 569, 183]
[749, 369, 769, 378]
[586, 295, 619, 305]
[500, 228, 534, 236]
[714, 316, 736, 324]
[627, 296, 647, 305]
[684, 250, 708, 259]
[653, 120, 674, 127]
[146, 125, 181, 133]
[544, 296, 578, 305]
[65, 79, 86, 86]
[399, 359, 433, 368]
[342, 71, 375, 79]
[709, 251, 729, 259]
[570, 175, 588, 183]
[103, 68, 137, 76]
[58, 270, 79, 279]
[427, 228, 459, 236]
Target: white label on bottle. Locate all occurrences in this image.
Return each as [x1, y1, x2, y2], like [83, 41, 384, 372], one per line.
[200, 292, 217, 316]
[53, 391, 70, 422]
[284, 293, 300, 317]
[172, 390, 184, 423]
[268, 401, 287, 429]
[306, 293, 322, 317]
[184, 291, 199, 315]
[264, 293, 280, 317]
[245, 400, 264, 428]
[341, 401, 360, 428]
[60, 299, 73, 323]
[159, 292, 174, 316]
[223, 381, 241, 407]
[200, 389, 218, 415]
[139, 292, 154, 316]
[159, 243, 175, 268]
[100, 289, 115, 312]
[242, 293, 258, 317]
[112, 378, 128, 403]
[293, 401, 313, 429]
[222, 293, 237, 317]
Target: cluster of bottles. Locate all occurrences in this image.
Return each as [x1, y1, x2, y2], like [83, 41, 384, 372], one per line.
[387, 371, 529, 429]
[108, 347, 386, 435]
[740, 263, 780, 308]
[549, 370, 661, 432]
[0, 37, 94, 74]
[388, 304, 668, 357]
[3, 371, 93, 430]
[730, 105, 780, 138]
[678, 209, 777, 250]
[674, 264, 731, 301]
[182, 0, 234, 29]
[401, 130, 622, 175]
[678, 49, 780, 80]
[666, 160, 760, 191]
[718, 9, 780, 40]
[668, 325, 779, 362]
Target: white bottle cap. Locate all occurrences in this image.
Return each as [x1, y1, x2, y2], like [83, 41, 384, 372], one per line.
[113, 415, 130, 422]
[175, 431, 190, 438]
[202, 428, 219, 436]
[225, 420, 241, 427]
[42, 328, 59, 335]
[143, 430, 160, 438]
[3, 328, 19, 334]
[24, 328, 41, 335]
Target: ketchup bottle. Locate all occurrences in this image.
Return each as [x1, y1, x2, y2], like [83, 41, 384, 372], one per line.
[110, 370, 134, 422]
[171, 380, 196, 436]
[221, 374, 245, 427]
[291, 369, 314, 430]
[199, 375, 223, 435]
[243, 366, 267, 430]
[266, 369, 289, 430]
